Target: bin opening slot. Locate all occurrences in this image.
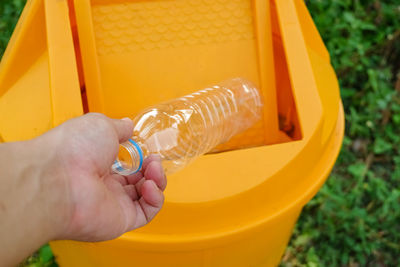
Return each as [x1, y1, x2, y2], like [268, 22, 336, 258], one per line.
[72, 0, 303, 154]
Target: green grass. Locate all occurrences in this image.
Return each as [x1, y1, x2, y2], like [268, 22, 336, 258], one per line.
[0, 0, 25, 59]
[283, 1, 400, 266]
[2, 0, 400, 266]
[18, 245, 57, 267]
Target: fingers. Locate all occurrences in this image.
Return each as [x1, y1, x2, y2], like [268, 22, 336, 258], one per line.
[142, 154, 161, 170]
[141, 180, 164, 208]
[114, 137, 167, 230]
[125, 154, 166, 191]
[126, 172, 143, 185]
[132, 180, 164, 228]
[123, 158, 166, 230]
[125, 177, 145, 201]
[111, 174, 127, 186]
[124, 184, 138, 200]
[109, 117, 133, 143]
[134, 178, 146, 198]
[144, 160, 167, 191]
[106, 176, 163, 233]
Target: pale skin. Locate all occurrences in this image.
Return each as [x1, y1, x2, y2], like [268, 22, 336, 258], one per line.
[0, 113, 167, 266]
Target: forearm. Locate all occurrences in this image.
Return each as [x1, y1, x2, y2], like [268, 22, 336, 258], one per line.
[0, 139, 67, 266]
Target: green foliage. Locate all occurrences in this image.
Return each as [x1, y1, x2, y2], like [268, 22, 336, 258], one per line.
[19, 245, 57, 267]
[283, 0, 400, 266]
[0, 0, 26, 58]
[1, 0, 399, 266]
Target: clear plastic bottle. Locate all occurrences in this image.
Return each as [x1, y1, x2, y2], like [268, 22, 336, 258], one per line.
[112, 78, 263, 175]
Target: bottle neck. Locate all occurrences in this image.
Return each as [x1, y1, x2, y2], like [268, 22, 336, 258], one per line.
[112, 139, 144, 176]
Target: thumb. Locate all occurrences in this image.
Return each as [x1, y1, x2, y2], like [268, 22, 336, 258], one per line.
[110, 117, 133, 143]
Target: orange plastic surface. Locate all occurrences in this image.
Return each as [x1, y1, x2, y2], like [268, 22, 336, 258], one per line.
[0, 0, 83, 141]
[74, 0, 282, 151]
[0, 0, 344, 266]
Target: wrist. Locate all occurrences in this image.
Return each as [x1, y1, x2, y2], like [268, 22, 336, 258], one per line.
[29, 135, 73, 240]
[0, 139, 68, 265]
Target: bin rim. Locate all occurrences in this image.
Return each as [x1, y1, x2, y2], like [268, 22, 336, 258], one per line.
[103, 102, 345, 251]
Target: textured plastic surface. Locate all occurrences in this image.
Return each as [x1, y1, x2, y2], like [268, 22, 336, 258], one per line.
[74, 0, 280, 152]
[0, 0, 344, 266]
[112, 78, 263, 175]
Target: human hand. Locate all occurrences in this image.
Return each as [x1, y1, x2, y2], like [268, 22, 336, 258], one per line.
[37, 113, 167, 241]
[0, 113, 167, 266]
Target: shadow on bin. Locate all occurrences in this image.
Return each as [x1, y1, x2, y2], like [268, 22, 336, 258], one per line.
[0, 0, 344, 266]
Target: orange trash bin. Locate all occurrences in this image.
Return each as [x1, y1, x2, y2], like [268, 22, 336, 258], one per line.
[0, 0, 344, 266]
